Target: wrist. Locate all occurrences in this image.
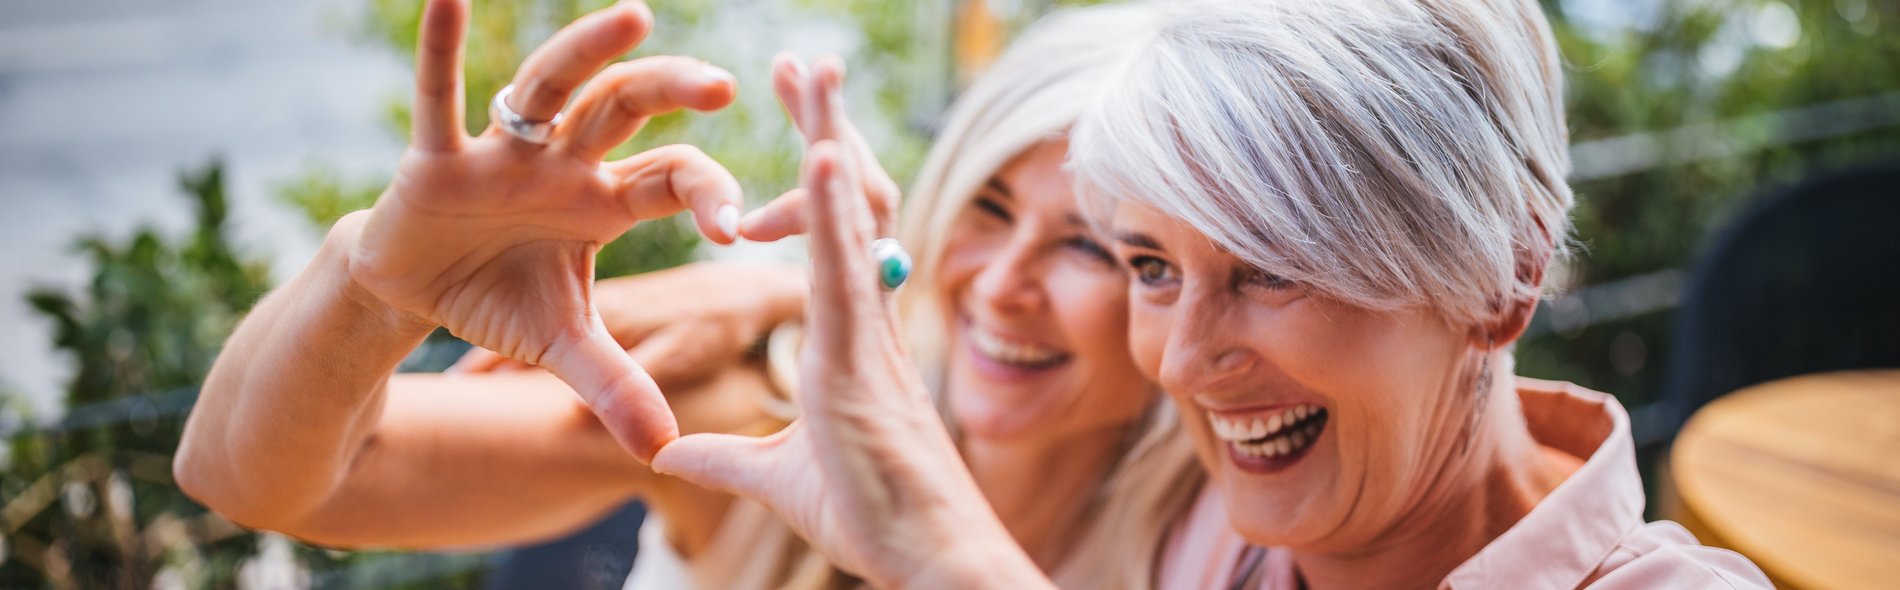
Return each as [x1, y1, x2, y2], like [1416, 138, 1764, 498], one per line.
[320, 212, 438, 339]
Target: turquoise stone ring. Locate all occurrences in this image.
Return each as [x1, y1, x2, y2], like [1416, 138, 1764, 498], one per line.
[871, 238, 912, 291]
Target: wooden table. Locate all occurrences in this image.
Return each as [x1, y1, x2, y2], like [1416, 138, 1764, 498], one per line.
[1671, 370, 1900, 590]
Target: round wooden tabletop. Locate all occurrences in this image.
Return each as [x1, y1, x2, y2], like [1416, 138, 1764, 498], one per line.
[1671, 370, 1900, 590]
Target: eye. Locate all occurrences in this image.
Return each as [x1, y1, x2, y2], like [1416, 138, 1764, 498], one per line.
[973, 196, 1011, 222]
[1126, 255, 1179, 286]
[1241, 268, 1293, 290]
[1064, 236, 1113, 264]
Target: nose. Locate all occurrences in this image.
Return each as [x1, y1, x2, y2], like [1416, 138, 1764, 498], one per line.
[1158, 288, 1257, 393]
[970, 234, 1045, 314]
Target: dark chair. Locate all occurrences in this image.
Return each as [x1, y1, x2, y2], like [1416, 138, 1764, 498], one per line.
[1641, 163, 1900, 446]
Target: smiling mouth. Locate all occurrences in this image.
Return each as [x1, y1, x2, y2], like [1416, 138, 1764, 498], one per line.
[969, 325, 1070, 369]
[1207, 403, 1329, 472]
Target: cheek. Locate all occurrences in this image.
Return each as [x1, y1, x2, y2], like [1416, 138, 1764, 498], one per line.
[1255, 302, 1464, 485]
[935, 230, 1002, 311]
[1127, 300, 1171, 383]
[1047, 264, 1153, 411]
[1048, 265, 1131, 359]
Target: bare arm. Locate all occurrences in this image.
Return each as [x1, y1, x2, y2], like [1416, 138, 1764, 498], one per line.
[174, 216, 434, 534]
[176, 0, 766, 549]
[276, 368, 777, 549]
[176, 219, 801, 548]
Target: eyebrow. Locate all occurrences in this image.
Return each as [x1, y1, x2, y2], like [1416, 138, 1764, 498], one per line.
[984, 177, 1014, 200]
[1113, 232, 1162, 250]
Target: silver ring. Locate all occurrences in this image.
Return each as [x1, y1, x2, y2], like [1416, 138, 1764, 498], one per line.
[489, 84, 562, 144]
[871, 238, 911, 291]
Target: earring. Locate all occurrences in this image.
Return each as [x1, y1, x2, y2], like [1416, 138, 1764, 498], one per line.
[1459, 336, 1495, 456]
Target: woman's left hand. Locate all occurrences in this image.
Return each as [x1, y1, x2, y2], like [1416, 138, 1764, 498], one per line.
[651, 57, 1051, 589]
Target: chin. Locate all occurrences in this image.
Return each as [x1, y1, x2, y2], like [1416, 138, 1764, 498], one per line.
[947, 382, 1046, 441]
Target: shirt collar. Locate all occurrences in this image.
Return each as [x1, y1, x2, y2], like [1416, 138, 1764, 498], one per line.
[1440, 379, 1648, 590]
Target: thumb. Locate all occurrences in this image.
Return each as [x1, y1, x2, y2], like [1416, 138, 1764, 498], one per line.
[542, 316, 680, 462]
[652, 427, 792, 498]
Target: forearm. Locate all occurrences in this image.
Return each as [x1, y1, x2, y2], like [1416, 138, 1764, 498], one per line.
[246, 366, 779, 549]
[278, 371, 647, 548]
[175, 216, 436, 528]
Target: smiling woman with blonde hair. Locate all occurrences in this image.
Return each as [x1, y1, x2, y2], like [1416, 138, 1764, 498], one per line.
[655, 0, 1775, 588]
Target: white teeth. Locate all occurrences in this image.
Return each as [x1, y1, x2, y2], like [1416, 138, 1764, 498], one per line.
[971, 327, 1065, 366]
[1207, 404, 1328, 460]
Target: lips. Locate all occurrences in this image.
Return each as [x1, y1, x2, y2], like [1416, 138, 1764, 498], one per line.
[969, 325, 1069, 368]
[1206, 403, 1329, 473]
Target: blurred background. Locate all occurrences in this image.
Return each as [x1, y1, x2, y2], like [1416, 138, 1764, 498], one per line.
[1, 0, 1895, 588]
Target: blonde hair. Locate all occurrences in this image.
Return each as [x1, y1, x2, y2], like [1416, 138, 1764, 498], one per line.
[724, 6, 1201, 589]
[1071, 0, 1575, 328]
[898, 3, 1203, 589]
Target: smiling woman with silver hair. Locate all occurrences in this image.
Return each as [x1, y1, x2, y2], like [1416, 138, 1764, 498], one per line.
[656, 0, 1774, 587]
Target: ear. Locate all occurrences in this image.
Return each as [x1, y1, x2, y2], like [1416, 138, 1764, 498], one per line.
[1472, 293, 1539, 349]
[1472, 221, 1553, 349]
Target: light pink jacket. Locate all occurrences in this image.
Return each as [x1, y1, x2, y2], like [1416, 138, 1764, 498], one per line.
[1158, 379, 1771, 589]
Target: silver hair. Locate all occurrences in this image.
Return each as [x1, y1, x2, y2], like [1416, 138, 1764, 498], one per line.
[1071, 0, 1575, 327]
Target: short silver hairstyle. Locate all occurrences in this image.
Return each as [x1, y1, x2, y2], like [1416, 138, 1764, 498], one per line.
[1071, 0, 1574, 327]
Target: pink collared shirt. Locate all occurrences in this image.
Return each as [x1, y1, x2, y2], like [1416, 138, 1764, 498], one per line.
[1157, 379, 1771, 589]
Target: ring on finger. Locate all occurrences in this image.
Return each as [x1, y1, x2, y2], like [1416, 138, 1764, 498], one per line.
[871, 238, 911, 291]
[490, 84, 563, 144]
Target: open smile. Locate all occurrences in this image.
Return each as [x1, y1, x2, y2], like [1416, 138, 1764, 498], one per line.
[1206, 403, 1329, 473]
[965, 323, 1072, 380]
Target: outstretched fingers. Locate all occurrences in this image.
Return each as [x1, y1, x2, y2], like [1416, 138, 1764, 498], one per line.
[745, 54, 899, 241]
[412, 0, 469, 152]
[801, 141, 883, 361]
[605, 144, 743, 244]
[557, 56, 736, 162]
[809, 56, 902, 237]
[494, 1, 652, 132]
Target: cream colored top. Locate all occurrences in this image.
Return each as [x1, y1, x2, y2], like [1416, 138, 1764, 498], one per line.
[622, 498, 806, 590]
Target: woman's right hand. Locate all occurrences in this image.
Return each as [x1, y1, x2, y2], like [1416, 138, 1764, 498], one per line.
[651, 58, 1050, 589]
[346, 0, 746, 461]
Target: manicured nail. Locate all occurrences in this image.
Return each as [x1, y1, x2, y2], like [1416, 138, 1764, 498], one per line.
[715, 204, 740, 239]
[700, 64, 734, 87]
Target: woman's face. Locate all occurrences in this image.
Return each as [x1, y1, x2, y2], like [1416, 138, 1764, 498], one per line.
[1109, 202, 1479, 551]
[937, 140, 1155, 444]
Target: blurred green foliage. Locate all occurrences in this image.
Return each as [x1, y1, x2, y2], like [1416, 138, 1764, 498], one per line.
[3, 161, 271, 588]
[1521, 0, 1900, 408]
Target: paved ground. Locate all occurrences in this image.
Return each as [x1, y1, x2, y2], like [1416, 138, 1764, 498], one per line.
[0, 0, 410, 416]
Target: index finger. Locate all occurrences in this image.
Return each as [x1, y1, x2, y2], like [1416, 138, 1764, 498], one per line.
[809, 56, 900, 237]
[802, 141, 883, 360]
[412, 0, 469, 152]
[499, 1, 652, 125]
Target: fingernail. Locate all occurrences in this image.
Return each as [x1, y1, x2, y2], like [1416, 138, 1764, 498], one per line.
[700, 63, 734, 86]
[715, 204, 740, 238]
